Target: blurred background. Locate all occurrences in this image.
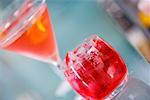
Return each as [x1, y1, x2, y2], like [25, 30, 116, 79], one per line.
[0, 0, 150, 100]
[100, 0, 150, 62]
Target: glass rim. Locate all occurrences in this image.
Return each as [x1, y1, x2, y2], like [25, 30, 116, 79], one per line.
[64, 34, 127, 70]
[0, 0, 46, 48]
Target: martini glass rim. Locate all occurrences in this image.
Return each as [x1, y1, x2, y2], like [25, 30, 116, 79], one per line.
[0, 0, 46, 48]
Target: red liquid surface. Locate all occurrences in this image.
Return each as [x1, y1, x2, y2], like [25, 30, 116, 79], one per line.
[64, 35, 127, 100]
[3, 6, 58, 62]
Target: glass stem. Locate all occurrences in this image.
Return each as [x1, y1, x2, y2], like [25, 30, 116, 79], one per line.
[48, 57, 65, 80]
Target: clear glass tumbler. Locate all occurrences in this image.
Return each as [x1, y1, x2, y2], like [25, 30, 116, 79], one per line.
[64, 35, 128, 100]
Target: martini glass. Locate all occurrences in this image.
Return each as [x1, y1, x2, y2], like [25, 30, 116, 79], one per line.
[0, 0, 60, 66]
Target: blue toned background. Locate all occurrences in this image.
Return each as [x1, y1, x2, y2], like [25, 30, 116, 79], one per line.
[0, 0, 150, 100]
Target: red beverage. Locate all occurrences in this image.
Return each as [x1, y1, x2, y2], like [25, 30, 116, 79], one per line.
[64, 35, 128, 100]
[1, 5, 59, 62]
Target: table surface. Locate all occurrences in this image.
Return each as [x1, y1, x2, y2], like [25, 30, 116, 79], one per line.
[0, 0, 150, 100]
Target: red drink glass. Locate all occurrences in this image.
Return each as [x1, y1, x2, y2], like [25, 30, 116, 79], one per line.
[0, 0, 59, 65]
[64, 35, 128, 100]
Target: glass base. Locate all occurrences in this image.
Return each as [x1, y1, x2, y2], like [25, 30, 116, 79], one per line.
[81, 75, 128, 100]
[105, 75, 128, 100]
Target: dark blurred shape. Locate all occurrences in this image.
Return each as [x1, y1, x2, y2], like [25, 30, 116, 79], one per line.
[99, 0, 133, 31]
[113, 0, 150, 39]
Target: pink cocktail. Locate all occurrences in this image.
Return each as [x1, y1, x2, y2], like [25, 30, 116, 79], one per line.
[0, 0, 59, 63]
[64, 35, 128, 100]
